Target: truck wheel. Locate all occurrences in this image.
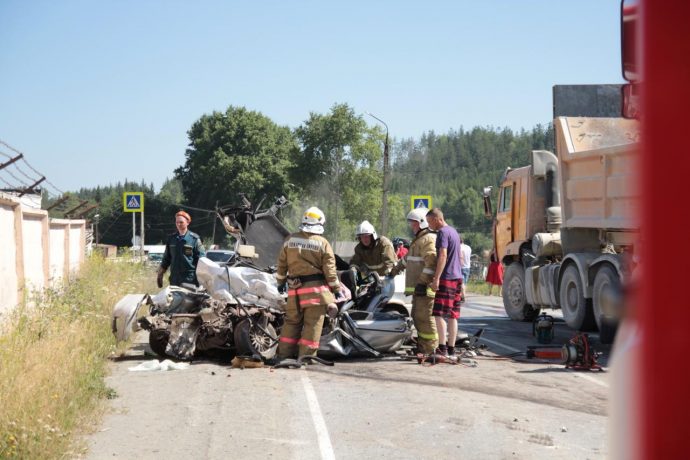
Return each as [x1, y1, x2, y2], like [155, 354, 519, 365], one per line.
[234, 319, 278, 360]
[559, 265, 596, 331]
[503, 263, 540, 321]
[592, 265, 621, 344]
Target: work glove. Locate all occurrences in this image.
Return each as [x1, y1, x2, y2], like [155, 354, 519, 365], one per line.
[277, 282, 287, 295]
[156, 267, 165, 288]
[414, 283, 428, 297]
[327, 303, 338, 318]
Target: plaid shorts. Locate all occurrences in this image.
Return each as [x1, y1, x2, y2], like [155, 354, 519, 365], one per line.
[432, 278, 462, 319]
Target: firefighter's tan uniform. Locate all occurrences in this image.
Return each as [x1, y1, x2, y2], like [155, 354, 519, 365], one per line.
[276, 231, 340, 358]
[350, 235, 398, 276]
[391, 228, 438, 354]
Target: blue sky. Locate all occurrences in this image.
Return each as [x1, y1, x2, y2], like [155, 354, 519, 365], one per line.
[0, 0, 623, 194]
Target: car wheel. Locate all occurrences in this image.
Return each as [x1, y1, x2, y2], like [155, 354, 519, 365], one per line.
[234, 319, 278, 360]
[148, 328, 172, 358]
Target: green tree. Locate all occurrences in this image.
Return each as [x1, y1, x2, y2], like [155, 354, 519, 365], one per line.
[158, 177, 184, 205]
[176, 106, 298, 210]
[294, 103, 384, 242]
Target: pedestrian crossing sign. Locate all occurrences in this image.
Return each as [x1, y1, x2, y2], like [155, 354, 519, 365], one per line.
[410, 195, 432, 210]
[123, 192, 144, 212]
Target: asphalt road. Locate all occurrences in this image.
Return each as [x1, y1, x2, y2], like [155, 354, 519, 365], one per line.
[83, 294, 610, 460]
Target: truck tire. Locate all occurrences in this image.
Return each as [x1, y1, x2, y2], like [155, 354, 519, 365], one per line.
[592, 265, 620, 344]
[559, 264, 596, 331]
[503, 263, 540, 321]
[234, 319, 278, 360]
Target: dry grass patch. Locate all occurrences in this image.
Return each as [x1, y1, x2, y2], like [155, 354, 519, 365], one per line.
[0, 255, 156, 459]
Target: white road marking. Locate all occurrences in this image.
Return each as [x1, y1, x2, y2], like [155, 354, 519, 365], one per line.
[301, 372, 336, 460]
[480, 337, 522, 353]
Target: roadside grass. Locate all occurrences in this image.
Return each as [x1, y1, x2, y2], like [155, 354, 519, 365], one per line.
[0, 255, 156, 459]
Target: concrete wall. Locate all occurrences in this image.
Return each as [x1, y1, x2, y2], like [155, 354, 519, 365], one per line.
[0, 201, 19, 313]
[0, 193, 86, 317]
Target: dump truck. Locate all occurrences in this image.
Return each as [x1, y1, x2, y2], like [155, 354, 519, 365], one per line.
[485, 111, 639, 344]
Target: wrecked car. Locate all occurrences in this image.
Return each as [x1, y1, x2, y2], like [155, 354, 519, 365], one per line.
[320, 269, 413, 358]
[113, 253, 286, 361]
[112, 195, 414, 362]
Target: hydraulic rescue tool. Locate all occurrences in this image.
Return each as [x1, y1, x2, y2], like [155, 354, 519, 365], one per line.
[526, 332, 603, 371]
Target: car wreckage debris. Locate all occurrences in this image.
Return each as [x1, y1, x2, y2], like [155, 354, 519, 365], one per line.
[128, 359, 190, 372]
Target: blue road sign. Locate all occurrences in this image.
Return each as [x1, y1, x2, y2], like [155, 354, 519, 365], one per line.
[410, 195, 432, 210]
[123, 192, 144, 212]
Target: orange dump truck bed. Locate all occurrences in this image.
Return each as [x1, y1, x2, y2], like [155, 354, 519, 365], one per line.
[554, 117, 640, 232]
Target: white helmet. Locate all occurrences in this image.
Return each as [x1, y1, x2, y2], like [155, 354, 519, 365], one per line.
[355, 220, 378, 241]
[300, 206, 326, 234]
[406, 207, 429, 229]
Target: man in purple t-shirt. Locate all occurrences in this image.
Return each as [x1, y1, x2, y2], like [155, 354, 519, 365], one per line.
[426, 208, 463, 358]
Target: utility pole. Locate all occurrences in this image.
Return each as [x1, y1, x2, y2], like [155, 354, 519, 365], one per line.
[333, 149, 340, 250]
[366, 112, 390, 235]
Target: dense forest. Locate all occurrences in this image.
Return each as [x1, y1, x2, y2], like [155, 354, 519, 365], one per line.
[45, 104, 554, 257]
[388, 123, 554, 252]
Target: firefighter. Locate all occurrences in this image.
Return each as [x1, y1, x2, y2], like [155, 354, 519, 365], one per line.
[157, 210, 205, 288]
[275, 207, 341, 362]
[350, 220, 397, 276]
[390, 208, 438, 355]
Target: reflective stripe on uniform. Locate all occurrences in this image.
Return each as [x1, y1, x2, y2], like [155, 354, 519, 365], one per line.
[422, 268, 435, 275]
[404, 287, 415, 294]
[285, 237, 323, 252]
[407, 256, 423, 262]
[276, 274, 287, 281]
[365, 263, 384, 269]
[297, 286, 329, 295]
[280, 336, 299, 344]
[300, 298, 322, 306]
[417, 330, 439, 341]
[288, 285, 329, 297]
[298, 338, 320, 348]
[328, 280, 340, 288]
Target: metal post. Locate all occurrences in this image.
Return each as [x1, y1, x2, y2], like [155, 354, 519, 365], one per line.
[132, 212, 136, 258]
[366, 112, 390, 235]
[140, 208, 145, 259]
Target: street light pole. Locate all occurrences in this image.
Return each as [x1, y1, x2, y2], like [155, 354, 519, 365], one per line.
[366, 112, 390, 235]
[333, 149, 340, 249]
